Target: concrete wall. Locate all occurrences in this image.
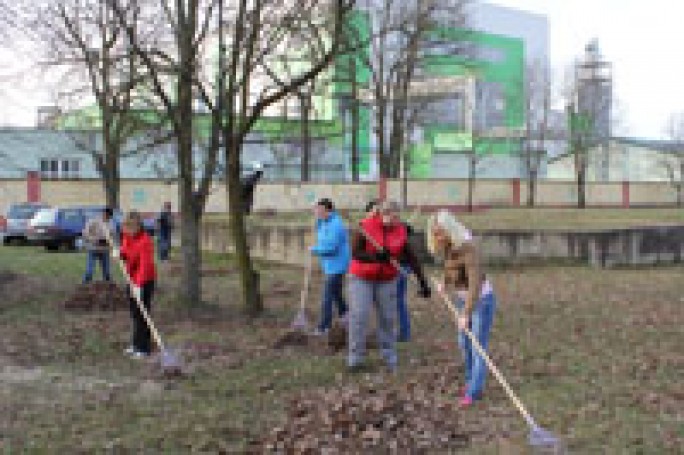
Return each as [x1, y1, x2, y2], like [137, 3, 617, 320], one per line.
[200, 221, 684, 268]
[1, 177, 681, 216]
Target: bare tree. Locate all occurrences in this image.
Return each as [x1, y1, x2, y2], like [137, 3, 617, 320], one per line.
[661, 112, 684, 207]
[521, 59, 552, 207]
[105, 0, 221, 307]
[109, 0, 356, 314]
[29, 0, 159, 209]
[358, 0, 468, 179]
[565, 41, 613, 208]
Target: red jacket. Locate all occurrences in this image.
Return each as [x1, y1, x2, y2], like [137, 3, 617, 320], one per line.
[349, 215, 407, 282]
[120, 231, 156, 286]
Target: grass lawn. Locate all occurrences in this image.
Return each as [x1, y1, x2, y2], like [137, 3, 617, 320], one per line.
[0, 246, 682, 452]
[209, 207, 684, 231]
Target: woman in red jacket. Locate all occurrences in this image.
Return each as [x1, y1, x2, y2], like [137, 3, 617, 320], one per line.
[116, 211, 157, 358]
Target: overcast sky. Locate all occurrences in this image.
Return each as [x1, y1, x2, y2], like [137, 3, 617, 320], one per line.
[491, 0, 682, 138]
[0, 1, 681, 138]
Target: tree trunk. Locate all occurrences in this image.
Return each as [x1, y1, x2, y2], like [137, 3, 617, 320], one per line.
[227, 136, 262, 315]
[467, 152, 475, 213]
[527, 168, 537, 207]
[376, 102, 387, 178]
[679, 162, 684, 207]
[300, 92, 311, 182]
[350, 59, 359, 182]
[577, 164, 586, 209]
[177, 25, 201, 306]
[401, 145, 409, 209]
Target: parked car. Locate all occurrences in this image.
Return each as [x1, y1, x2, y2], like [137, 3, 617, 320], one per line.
[28, 206, 156, 252]
[2, 203, 50, 245]
[28, 207, 86, 251]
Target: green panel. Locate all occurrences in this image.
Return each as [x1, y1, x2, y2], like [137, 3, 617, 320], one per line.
[422, 29, 526, 133]
[409, 143, 432, 178]
[433, 131, 472, 152]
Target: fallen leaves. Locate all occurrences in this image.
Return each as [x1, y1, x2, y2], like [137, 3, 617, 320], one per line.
[260, 369, 472, 452]
[61, 282, 129, 311]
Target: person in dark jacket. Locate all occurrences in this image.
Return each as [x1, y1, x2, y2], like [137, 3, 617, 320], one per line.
[395, 213, 416, 342]
[114, 211, 157, 358]
[347, 200, 431, 373]
[156, 202, 173, 261]
[310, 198, 351, 335]
[241, 170, 264, 214]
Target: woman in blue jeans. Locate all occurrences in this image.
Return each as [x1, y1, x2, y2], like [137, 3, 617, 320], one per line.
[428, 210, 497, 408]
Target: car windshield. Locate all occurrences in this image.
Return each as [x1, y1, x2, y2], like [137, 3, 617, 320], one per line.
[8, 205, 43, 219]
[83, 210, 102, 220]
[31, 209, 57, 225]
[62, 209, 84, 223]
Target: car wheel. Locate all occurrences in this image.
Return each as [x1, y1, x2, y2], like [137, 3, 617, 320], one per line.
[45, 242, 59, 252]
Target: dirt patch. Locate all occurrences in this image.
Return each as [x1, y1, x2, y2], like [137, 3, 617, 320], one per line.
[0, 270, 19, 285]
[273, 322, 377, 355]
[61, 282, 129, 311]
[259, 370, 474, 452]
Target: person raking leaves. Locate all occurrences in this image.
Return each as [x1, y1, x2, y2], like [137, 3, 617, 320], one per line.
[427, 209, 498, 407]
[113, 211, 157, 359]
[347, 200, 431, 373]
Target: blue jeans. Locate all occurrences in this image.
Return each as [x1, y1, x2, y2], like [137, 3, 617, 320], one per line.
[318, 273, 348, 331]
[157, 233, 171, 261]
[456, 292, 497, 400]
[396, 266, 411, 341]
[83, 250, 111, 283]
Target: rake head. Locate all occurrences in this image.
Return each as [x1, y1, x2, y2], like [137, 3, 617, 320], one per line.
[160, 348, 183, 377]
[291, 309, 310, 331]
[529, 424, 564, 454]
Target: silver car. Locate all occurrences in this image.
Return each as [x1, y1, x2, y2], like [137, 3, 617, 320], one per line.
[2, 203, 50, 245]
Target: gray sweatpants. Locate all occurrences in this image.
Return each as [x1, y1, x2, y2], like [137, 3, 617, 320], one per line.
[348, 275, 399, 369]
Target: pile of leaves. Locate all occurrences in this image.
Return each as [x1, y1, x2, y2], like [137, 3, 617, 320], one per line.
[261, 370, 474, 452]
[0, 269, 19, 285]
[62, 282, 129, 311]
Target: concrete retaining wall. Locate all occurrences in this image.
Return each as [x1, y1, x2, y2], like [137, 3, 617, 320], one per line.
[200, 221, 684, 268]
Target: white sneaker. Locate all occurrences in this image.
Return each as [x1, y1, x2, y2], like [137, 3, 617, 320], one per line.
[311, 328, 329, 336]
[339, 314, 348, 327]
[124, 346, 135, 356]
[130, 351, 149, 359]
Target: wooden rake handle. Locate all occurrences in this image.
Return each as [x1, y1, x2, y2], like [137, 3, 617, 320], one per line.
[104, 230, 166, 351]
[430, 276, 537, 428]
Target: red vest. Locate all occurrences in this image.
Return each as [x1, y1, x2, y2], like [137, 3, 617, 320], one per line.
[349, 215, 407, 282]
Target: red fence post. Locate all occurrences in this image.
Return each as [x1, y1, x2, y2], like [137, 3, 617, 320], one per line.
[378, 177, 387, 201]
[512, 178, 521, 207]
[27, 171, 41, 203]
[622, 181, 630, 208]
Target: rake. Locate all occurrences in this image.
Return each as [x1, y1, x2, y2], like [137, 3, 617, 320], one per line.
[291, 250, 313, 331]
[430, 277, 563, 452]
[105, 230, 182, 376]
[354, 223, 563, 452]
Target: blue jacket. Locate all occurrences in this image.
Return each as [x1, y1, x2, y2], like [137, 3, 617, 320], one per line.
[310, 212, 351, 275]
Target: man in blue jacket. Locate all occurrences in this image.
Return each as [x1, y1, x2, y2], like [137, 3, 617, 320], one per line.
[310, 198, 350, 335]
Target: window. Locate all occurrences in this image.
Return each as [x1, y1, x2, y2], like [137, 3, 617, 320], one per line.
[41, 159, 59, 179]
[40, 158, 81, 179]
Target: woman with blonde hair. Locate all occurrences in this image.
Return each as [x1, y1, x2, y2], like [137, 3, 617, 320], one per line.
[427, 209, 497, 407]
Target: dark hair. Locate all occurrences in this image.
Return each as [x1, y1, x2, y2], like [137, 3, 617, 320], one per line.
[364, 199, 379, 214]
[104, 207, 114, 218]
[316, 198, 334, 211]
